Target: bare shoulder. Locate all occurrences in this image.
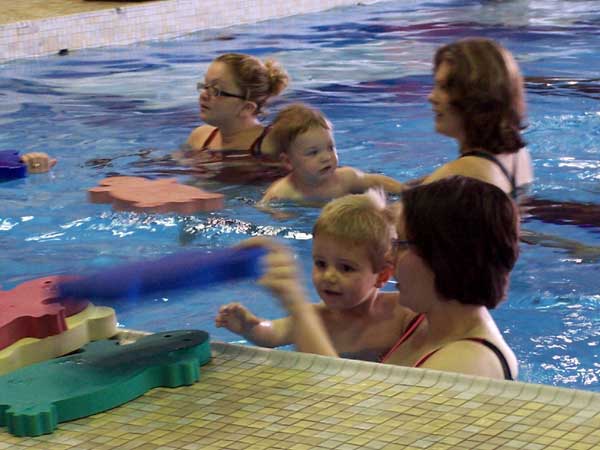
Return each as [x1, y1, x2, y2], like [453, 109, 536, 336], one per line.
[419, 339, 518, 379]
[261, 176, 295, 203]
[425, 158, 489, 183]
[187, 125, 216, 149]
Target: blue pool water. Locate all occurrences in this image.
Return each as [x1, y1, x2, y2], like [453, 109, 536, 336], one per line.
[1, 0, 599, 391]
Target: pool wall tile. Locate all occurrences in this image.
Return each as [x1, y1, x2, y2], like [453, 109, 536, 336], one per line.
[1, 0, 382, 62]
[7, 337, 593, 449]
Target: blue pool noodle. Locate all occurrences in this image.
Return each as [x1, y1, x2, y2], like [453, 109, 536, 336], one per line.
[0, 150, 27, 181]
[57, 246, 267, 302]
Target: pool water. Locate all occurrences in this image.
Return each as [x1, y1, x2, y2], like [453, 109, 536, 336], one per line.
[1, 0, 599, 391]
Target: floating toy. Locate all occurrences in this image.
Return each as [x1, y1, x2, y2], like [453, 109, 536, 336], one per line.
[88, 176, 224, 214]
[0, 150, 27, 181]
[0, 303, 117, 375]
[0, 330, 210, 437]
[57, 246, 266, 302]
[0, 276, 89, 351]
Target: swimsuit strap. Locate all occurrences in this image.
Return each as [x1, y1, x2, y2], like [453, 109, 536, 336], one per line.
[460, 150, 517, 199]
[249, 125, 271, 157]
[201, 127, 220, 150]
[379, 313, 425, 363]
[414, 337, 514, 381]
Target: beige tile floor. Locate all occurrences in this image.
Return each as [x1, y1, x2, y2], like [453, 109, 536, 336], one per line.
[2, 337, 600, 450]
[1, 0, 164, 25]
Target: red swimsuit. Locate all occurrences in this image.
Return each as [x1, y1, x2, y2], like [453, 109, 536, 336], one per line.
[380, 313, 514, 380]
[193, 127, 288, 183]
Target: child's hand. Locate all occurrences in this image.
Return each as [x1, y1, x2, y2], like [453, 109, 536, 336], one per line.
[21, 152, 57, 174]
[238, 237, 308, 311]
[215, 303, 259, 335]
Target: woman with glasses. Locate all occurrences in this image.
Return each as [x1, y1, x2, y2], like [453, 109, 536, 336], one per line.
[249, 176, 519, 380]
[181, 53, 290, 183]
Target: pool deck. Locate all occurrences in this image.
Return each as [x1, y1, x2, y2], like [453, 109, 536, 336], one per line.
[3, 335, 600, 450]
[0, 0, 372, 62]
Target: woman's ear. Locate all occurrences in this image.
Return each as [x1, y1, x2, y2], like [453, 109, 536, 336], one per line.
[375, 263, 394, 288]
[240, 100, 258, 117]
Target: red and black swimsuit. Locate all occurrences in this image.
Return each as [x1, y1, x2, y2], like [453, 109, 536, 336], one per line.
[379, 313, 514, 380]
[194, 126, 288, 183]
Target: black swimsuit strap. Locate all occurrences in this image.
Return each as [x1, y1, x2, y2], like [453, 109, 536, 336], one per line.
[460, 150, 517, 199]
[464, 338, 514, 381]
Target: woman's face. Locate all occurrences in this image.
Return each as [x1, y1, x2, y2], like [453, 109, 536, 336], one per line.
[392, 206, 437, 312]
[199, 61, 245, 126]
[428, 61, 466, 144]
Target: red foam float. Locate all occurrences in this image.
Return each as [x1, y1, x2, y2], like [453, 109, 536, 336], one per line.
[88, 176, 224, 214]
[0, 276, 89, 351]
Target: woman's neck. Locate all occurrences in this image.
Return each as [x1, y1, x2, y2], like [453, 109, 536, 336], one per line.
[217, 118, 261, 145]
[424, 298, 491, 342]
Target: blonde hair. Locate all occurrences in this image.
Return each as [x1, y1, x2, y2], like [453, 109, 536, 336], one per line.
[215, 53, 289, 115]
[270, 103, 331, 156]
[313, 190, 395, 272]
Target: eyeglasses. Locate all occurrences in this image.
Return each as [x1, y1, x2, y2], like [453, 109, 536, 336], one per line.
[391, 238, 414, 254]
[196, 82, 246, 100]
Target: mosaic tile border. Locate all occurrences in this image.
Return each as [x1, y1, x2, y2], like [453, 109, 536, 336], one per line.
[3, 331, 599, 450]
[0, 0, 382, 62]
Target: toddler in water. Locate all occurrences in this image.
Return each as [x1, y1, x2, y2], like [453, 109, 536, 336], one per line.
[216, 190, 405, 361]
[259, 104, 404, 206]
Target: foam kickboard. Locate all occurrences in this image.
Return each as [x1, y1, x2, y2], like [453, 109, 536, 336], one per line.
[0, 330, 211, 437]
[0, 276, 89, 351]
[0, 303, 117, 375]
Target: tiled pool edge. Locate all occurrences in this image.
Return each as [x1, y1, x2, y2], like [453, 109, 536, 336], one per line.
[3, 330, 600, 449]
[0, 0, 382, 62]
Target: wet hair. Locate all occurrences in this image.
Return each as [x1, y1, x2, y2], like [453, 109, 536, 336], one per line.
[434, 37, 527, 154]
[313, 190, 395, 272]
[270, 103, 332, 156]
[215, 53, 289, 115]
[401, 176, 519, 308]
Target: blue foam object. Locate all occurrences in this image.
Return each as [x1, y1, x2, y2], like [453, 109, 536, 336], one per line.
[57, 246, 267, 302]
[0, 151, 26, 181]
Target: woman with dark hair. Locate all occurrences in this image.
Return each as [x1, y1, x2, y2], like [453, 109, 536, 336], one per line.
[249, 176, 520, 380]
[419, 37, 534, 199]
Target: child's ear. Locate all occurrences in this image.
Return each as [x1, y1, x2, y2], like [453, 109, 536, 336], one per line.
[375, 263, 394, 288]
[280, 152, 293, 171]
[240, 101, 257, 117]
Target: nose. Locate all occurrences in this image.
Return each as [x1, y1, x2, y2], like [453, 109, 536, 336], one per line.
[200, 88, 210, 102]
[323, 266, 338, 282]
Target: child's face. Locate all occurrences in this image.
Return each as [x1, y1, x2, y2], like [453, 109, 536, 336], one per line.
[287, 126, 338, 184]
[312, 235, 381, 311]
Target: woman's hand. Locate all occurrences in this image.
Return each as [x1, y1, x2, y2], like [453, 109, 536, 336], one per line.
[21, 152, 57, 174]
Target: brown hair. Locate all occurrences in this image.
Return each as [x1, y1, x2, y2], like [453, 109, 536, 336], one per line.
[270, 103, 331, 156]
[313, 190, 395, 272]
[434, 38, 526, 154]
[401, 176, 519, 308]
[215, 53, 289, 115]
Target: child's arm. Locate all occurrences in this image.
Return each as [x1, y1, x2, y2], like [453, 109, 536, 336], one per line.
[246, 237, 338, 357]
[215, 302, 294, 347]
[358, 172, 405, 194]
[341, 167, 405, 194]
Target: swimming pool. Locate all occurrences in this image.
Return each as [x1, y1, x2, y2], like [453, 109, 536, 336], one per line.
[1, 0, 599, 391]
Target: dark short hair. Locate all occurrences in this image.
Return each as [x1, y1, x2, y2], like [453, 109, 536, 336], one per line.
[402, 176, 519, 308]
[434, 38, 526, 154]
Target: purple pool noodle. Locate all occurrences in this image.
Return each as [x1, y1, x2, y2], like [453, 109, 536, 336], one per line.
[57, 246, 267, 302]
[0, 151, 27, 181]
